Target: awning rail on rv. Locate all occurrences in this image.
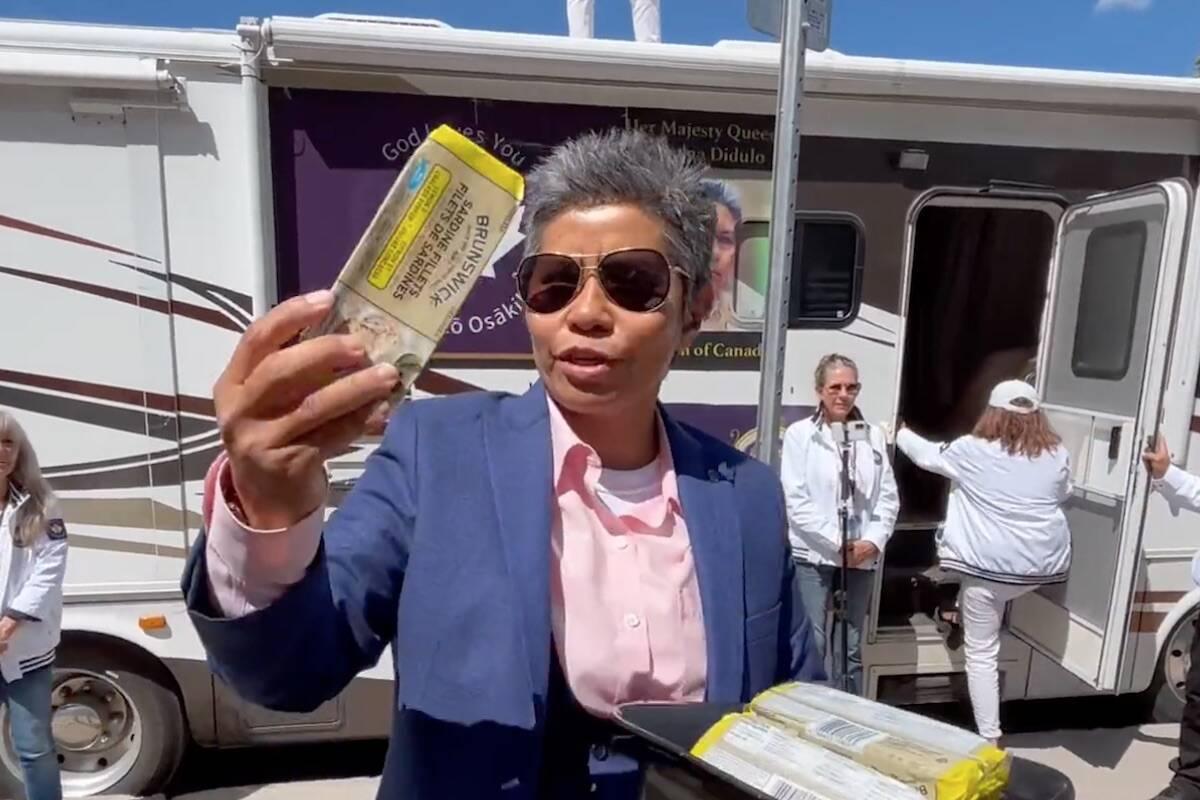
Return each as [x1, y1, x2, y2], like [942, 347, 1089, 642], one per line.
[260, 15, 1200, 119]
[0, 51, 176, 92]
[0, 18, 236, 61]
[0, 15, 1198, 119]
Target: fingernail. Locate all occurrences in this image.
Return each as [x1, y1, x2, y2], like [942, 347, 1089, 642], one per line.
[374, 363, 400, 381]
[304, 289, 334, 306]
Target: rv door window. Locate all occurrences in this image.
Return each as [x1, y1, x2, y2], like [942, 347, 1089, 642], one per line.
[732, 216, 863, 328]
[1070, 222, 1149, 381]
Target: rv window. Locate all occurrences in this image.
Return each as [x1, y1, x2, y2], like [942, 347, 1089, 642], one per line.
[1070, 222, 1148, 381]
[789, 221, 861, 327]
[731, 217, 862, 328]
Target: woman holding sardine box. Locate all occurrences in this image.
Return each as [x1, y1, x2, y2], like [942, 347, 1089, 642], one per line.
[183, 128, 823, 800]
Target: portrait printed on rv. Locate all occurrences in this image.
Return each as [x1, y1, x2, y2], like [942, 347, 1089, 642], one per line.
[699, 176, 771, 334]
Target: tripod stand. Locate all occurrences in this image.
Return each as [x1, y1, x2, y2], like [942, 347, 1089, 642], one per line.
[832, 422, 856, 694]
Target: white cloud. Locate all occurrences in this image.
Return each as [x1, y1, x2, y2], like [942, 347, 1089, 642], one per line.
[1095, 0, 1152, 11]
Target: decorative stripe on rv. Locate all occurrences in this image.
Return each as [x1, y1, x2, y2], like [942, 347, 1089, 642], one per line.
[0, 213, 159, 263]
[0, 265, 244, 332]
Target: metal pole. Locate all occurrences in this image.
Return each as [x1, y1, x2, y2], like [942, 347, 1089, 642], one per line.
[754, 0, 808, 469]
[237, 17, 278, 316]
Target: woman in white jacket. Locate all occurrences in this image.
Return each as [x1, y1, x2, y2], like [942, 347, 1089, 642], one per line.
[896, 380, 1071, 744]
[0, 411, 66, 800]
[780, 354, 899, 695]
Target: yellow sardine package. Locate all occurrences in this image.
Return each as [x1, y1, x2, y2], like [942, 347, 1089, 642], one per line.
[306, 124, 524, 396]
[760, 682, 1011, 799]
[750, 686, 989, 799]
[691, 712, 925, 800]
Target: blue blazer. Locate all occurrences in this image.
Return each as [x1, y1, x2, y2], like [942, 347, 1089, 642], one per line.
[182, 382, 824, 799]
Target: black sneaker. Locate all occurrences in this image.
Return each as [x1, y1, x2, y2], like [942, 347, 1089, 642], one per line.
[934, 603, 963, 651]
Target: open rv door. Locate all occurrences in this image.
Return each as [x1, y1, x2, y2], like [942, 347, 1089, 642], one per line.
[1008, 179, 1193, 690]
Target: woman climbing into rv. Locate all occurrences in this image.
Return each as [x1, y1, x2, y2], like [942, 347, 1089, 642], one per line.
[896, 380, 1072, 744]
[0, 411, 67, 800]
[780, 353, 899, 695]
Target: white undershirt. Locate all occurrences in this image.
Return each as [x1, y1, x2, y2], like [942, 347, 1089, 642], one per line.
[594, 462, 662, 517]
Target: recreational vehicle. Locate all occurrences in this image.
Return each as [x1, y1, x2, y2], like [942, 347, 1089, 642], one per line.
[2, 12, 1200, 796]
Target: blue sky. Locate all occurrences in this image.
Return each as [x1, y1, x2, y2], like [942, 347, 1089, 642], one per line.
[4, 0, 1198, 77]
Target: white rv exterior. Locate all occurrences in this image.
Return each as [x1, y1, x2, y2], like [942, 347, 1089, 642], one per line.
[1, 12, 1200, 796]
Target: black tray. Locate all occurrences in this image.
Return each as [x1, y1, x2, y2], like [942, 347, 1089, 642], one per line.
[613, 702, 1074, 800]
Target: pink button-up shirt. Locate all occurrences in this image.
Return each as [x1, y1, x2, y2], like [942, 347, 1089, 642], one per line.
[201, 397, 708, 718]
[546, 398, 707, 717]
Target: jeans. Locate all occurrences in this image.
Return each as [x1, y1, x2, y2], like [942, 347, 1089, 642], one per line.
[2, 665, 61, 800]
[959, 577, 1033, 741]
[792, 561, 873, 695]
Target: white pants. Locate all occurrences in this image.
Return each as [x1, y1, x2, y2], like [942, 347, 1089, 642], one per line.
[566, 0, 662, 43]
[959, 577, 1035, 740]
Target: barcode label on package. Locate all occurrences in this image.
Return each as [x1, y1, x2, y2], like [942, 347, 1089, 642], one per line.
[702, 747, 775, 789]
[764, 775, 824, 800]
[775, 682, 990, 758]
[810, 718, 887, 754]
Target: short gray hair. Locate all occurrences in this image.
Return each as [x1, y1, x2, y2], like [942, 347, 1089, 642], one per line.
[522, 128, 715, 296]
[699, 179, 743, 225]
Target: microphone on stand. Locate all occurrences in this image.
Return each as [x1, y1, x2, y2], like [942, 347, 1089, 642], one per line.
[830, 419, 867, 694]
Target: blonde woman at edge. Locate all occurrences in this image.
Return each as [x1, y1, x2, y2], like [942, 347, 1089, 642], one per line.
[780, 354, 899, 695]
[896, 381, 1072, 744]
[0, 411, 67, 800]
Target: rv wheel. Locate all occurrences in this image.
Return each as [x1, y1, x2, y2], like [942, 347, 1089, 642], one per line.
[1147, 607, 1197, 724]
[0, 640, 186, 798]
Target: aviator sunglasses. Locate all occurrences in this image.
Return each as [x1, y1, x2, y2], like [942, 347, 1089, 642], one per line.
[516, 247, 689, 314]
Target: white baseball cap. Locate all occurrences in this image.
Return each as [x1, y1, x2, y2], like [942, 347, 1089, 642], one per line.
[988, 380, 1040, 414]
